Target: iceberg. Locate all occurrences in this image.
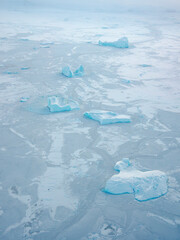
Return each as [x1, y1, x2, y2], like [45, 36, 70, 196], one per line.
[74, 65, 84, 77]
[62, 66, 73, 78]
[84, 110, 131, 125]
[104, 159, 168, 201]
[20, 97, 29, 102]
[47, 96, 79, 113]
[99, 37, 129, 48]
[62, 65, 84, 78]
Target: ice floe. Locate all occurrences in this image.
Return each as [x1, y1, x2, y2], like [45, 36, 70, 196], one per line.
[99, 37, 129, 48]
[62, 65, 84, 78]
[84, 110, 131, 125]
[104, 159, 168, 201]
[48, 96, 79, 113]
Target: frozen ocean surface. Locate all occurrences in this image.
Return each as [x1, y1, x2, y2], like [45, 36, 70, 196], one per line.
[0, 2, 180, 240]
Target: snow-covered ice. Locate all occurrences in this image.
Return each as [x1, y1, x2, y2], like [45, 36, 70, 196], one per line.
[99, 37, 129, 48]
[48, 96, 79, 112]
[84, 110, 131, 124]
[104, 159, 168, 201]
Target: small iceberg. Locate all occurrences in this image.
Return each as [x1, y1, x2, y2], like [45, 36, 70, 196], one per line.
[20, 97, 29, 102]
[104, 159, 168, 201]
[62, 65, 84, 78]
[48, 96, 79, 113]
[99, 37, 129, 48]
[74, 65, 84, 77]
[21, 67, 30, 70]
[139, 64, 152, 68]
[84, 110, 131, 125]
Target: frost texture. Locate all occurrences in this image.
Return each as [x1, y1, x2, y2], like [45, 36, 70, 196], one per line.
[48, 96, 79, 112]
[62, 65, 84, 78]
[104, 159, 168, 201]
[84, 110, 131, 125]
[99, 37, 129, 48]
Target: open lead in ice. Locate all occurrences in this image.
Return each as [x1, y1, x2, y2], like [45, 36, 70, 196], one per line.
[84, 110, 131, 125]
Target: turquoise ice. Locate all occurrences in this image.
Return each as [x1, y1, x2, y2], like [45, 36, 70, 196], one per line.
[99, 37, 129, 48]
[84, 110, 131, 125]
[104, 159, 168, 201]
[62, 66, 73, 78]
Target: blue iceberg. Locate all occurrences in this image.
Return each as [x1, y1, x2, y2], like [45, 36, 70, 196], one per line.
[99, 37, 129, 48]
[104, 159, 168, 201]
[48, 96, 79, 113]
[62, 65, 84, 78]
[84, 110, 131, 125]
[20, 97, 29, 102]
[74, 65, 84, 77]
[62, 66, 73, 78]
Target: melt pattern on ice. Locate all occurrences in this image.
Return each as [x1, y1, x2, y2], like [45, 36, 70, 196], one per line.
[104, 158, 168, 201]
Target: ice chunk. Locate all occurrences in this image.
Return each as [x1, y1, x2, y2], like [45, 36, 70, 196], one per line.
[104, 160, 168, 201]
[139, 64, 152, 67]
[99, 37, 129, 48]
[48, 96, 79, 113]
[20, 97, 29, 102]
[84, 110, 131, 125]
[21, 67, 30, 70]
[74, 65, 84, 77]
[62, 66, 73, 78]
[62, 65, 84, 78]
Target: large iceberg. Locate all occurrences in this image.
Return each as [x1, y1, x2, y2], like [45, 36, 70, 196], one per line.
[84, 110, 131, 125]
[48, 96, 79, 112]
[62, 65, 84, 78]
[99, 37, 129, 48]
[104, 159, 168, 201]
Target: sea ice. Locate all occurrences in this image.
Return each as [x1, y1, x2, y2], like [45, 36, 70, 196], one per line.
[99, 37, 129, 48]
[104, 159, 168, 201]
[84, 110, 131, 125]
[48, 96, 79, 112]
[62, 65, 84, 78]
